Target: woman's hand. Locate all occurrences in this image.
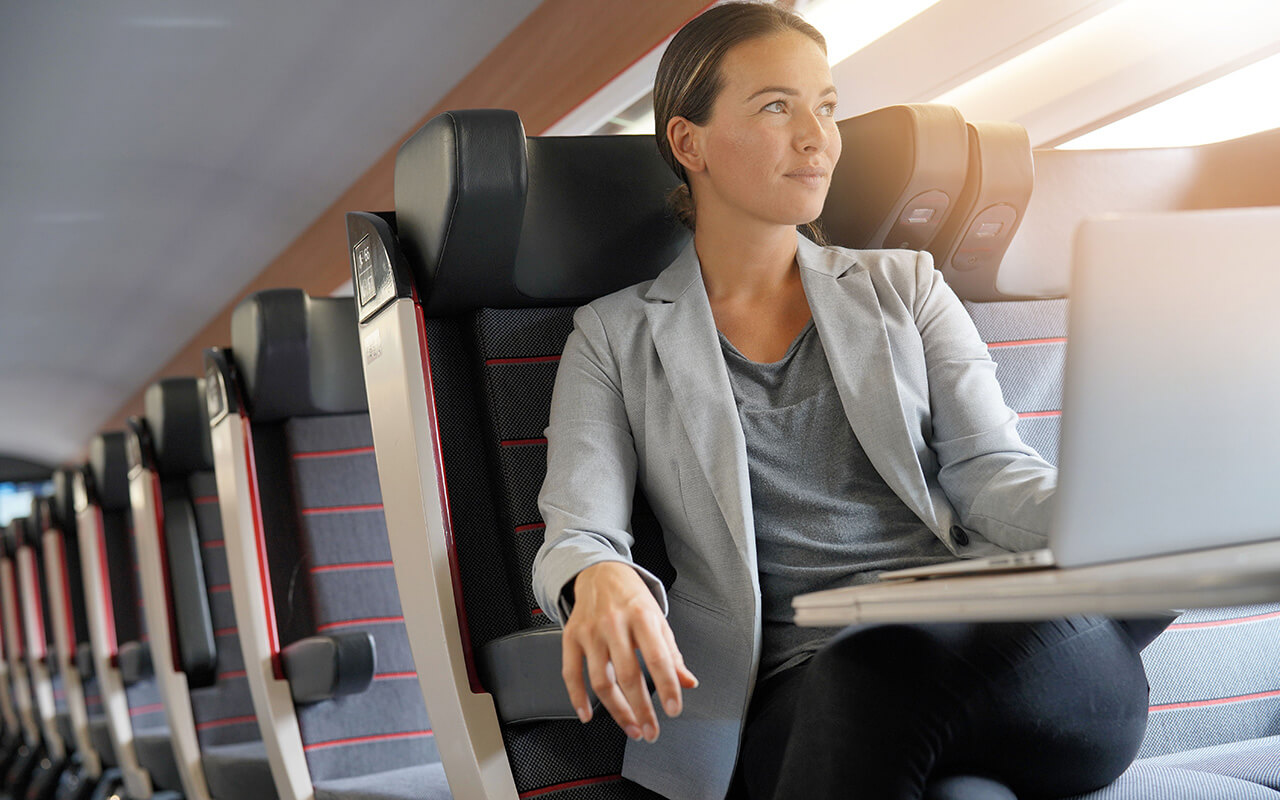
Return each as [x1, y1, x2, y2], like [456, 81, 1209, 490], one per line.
[561, 561, 699, 742]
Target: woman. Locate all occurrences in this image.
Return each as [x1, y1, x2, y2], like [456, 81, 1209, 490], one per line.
[533, 4, 1164, 798]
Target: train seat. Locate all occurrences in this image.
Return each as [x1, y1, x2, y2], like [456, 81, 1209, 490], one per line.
[126, 375, 279, 800]
[924, 121, 1280, 797]
[1, 517, 47, 792]
[81, 432, 182, 798]
[45, 467, 116, 795]
[343, 104, 1002, 799]
[203, 289, 447, 800]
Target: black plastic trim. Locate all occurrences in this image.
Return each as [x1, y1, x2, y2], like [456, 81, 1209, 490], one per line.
[281, 632, 377, 705]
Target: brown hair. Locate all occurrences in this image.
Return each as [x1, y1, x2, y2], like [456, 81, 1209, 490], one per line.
[653, 1, 829, 242]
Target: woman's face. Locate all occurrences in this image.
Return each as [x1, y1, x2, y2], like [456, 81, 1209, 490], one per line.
[681, 30, 841, 232]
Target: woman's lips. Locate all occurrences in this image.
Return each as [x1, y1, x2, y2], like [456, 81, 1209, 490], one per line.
[785, 169, 827, 186]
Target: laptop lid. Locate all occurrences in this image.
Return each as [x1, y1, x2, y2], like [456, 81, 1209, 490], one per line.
[1052, 206, 1280, 567]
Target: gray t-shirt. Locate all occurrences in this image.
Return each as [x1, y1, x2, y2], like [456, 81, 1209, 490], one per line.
[719, 319, 955, 680]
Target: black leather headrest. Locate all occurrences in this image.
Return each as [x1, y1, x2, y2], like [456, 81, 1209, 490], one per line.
[143, 378, 214, 476]
[88, 432, 131, 511]
[820, 104, 970, 252]
[29, 497, 53, 539]
[52, 468, 78, 533]
[394, 109, 690, 315]
[230, 290, 367, 423]
[2, 519, 21, 556]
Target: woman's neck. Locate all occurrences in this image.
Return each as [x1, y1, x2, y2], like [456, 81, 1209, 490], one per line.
[694, 220, 800, 302]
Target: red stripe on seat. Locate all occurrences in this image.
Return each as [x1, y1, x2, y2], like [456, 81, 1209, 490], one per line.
[303, 729, 433, 751]
[292, 446, 376, 460]
[201, 540, 224, 549]
[515, 523, 545, 534]
[301, 503, 384, 516]
[220, 670, 246, 679]
[310, 561, 394, 574]
[986, 337, 1067, 349]
[1151, 688, 1280, 712]
[130, 703, 165, 716]
[531, 608, 544, 617]
[501, 438, 548, 447]
[208, 584, 230, 593]
[317, 616, 404, 632]
[519, 775, 623, 798]
[485, 355, 562, 366]
[374, 671, 417, 681]
[214, 627, 237, 637]
[193, 496, 218, 505]
[196, 714, 257, 731]
[1017, 410, 1061, 419]
[1167, 610, 1280, 629]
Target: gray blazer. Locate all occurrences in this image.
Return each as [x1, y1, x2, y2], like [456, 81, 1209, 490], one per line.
[533, 234, 1057, 800]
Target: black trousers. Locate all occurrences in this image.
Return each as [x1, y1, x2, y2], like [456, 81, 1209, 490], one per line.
[737, 616, 1172, 800]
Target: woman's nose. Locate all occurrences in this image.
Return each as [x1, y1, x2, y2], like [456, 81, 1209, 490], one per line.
[795, 111, 829, 153]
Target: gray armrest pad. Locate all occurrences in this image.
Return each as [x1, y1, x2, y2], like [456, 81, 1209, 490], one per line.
[478, 628, 605, 724]
[76, 643, 95, 679]
[117, 641, 152, 686]
[281, 632, 376, 705]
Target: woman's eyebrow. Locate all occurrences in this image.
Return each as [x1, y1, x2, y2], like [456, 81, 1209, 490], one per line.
[744, 85, 839, 102]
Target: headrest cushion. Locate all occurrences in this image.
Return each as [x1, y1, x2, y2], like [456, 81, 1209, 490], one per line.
[394, 109, 690, 315]
[821, 104, 970, 252]
[143, 378, 214, 476]
[88, 432, 131, 511]
[230, 290, 366, 423]
[52, 468, 78, 534]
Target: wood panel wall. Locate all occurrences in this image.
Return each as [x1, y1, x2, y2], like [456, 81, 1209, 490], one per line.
[101, 0, 712, 432]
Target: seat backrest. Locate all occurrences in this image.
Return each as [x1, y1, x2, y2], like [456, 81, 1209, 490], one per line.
[82, 431, 166, 796]
[18, 501, 68, 761]
[140, 377, 262, 753]
[203, 288, 437, 795]
[45, 467, 105, 778]
[349, 105, 974, 798]
[0, 519, 39, 746]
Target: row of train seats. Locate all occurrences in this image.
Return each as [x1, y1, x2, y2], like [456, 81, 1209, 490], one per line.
[2, 104, 1278, 800]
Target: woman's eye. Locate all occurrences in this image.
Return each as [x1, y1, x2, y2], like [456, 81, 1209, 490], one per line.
[818, 102, 837, 117]
[763, 100, 787, 113]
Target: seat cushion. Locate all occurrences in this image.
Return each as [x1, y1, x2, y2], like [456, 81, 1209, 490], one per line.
[1068, 760, 1280, 799]
[312, 762, 451, 800]
[203, 739, 278, 800]
[134, 728, 183, 791]
[1138, 736, 1280, 791]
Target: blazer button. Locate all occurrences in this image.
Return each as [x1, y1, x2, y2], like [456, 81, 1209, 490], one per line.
[950, 525, 970, 546]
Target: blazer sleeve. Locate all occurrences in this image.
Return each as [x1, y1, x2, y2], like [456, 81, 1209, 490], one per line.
[911, 249, 1057, 552]
[532, 303, 669, 626]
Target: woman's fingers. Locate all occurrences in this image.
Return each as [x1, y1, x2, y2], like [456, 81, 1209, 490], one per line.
[609, 635, 660, 741]
[560, 633, 591, 723]
[633, 615, 683, 720]
[660, 618, 700, 690]
[584, 638, 642, 739]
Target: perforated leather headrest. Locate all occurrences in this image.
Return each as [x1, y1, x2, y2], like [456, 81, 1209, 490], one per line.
[88, 432, 130, 511]
[230, 289, 366, 423]
[143, 378, 214, 476]
[820, 104, 970, 252]
[394, 109, 690, 315]
[934, 121, 1035, 301]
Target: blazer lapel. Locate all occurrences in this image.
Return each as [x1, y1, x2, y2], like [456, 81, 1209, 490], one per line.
[798, 237, 939, 530]
[644, 242, 756, 563]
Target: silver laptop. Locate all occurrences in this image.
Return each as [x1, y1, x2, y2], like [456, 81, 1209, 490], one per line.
[882, 206, 1280, 581]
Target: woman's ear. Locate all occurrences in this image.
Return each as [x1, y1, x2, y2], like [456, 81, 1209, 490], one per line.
[667, 116, 706, 175]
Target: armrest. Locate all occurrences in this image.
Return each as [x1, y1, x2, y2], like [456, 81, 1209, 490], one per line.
[281, 632, 376, 705]
[75, 643, 95, 678]
[162, 495, 217, 688]
[118, 641, 152, 686]
[478, 628, 604, 723]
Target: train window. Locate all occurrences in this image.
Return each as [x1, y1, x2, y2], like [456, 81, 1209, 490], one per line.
[0, 480, 52, 526]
